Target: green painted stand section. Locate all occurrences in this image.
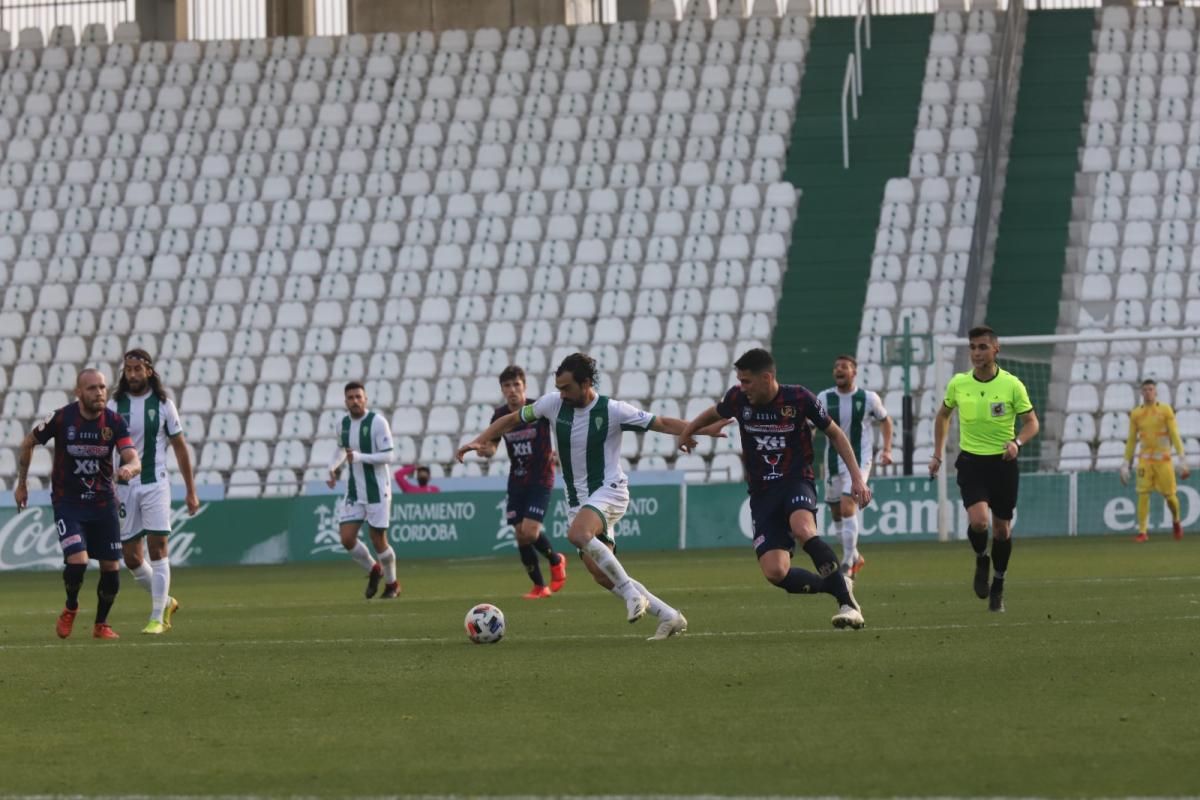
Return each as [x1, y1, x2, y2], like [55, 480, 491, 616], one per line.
[772, 15, 931, 391]
[988, 9, 1094, 335]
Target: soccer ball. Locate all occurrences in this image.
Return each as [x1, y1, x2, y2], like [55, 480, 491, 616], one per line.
[464, 603, 505, 644]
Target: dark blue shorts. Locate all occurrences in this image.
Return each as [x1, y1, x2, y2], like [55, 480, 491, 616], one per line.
[55, 505, 121, 561]
[506, 486, 552, 525]
[748, 478, 819, 558]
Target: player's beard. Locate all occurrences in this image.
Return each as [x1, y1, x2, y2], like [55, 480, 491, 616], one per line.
[128, 378, 147, 394]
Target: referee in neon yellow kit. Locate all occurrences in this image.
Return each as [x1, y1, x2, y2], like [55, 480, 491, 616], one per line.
[930, 325, 1040, 613]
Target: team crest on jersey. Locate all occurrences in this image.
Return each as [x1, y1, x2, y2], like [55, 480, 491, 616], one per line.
[781, 406, 796, 418]
[594, 416, 604, 430]
[742, 407, 752, 420]
[101, 427, 112, 441]
[148, 408, 157, 421]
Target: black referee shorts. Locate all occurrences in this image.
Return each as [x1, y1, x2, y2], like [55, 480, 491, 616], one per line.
[955, 452, 1020, 521]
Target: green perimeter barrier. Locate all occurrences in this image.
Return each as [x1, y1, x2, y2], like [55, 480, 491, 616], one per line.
[1, 474, 1195, 570]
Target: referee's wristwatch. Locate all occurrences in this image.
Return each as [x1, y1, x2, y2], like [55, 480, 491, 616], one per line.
[1011, 439, 1022, 451]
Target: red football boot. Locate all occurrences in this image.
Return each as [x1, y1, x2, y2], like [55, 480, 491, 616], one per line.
[92, 623, 120, 640]
[523, 585, 551, 599]
[56, 608, 77, 639]
[549, 556, 568, 593]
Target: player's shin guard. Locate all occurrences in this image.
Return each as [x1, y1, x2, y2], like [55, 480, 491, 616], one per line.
[967, 525, 988, 556]
[519, 544, 544, 586]
[802, 537, 853, 606]
[532, 532, 556, 562]
[95, 570, 120, 624]
[1137, 493, 1151, 533]
[63, 563, 86, 610]
[841, 515, 860, 565]
[150, 557, 170, 621]
[1167, 494, 1182, 522]
[990, 536, 1012, 578]
[129, 559, 153, 594]
[582, 536, 637, 599]
[377, 546, 397, 584]
[347, 540, 376, 572]
[771, 568, 823, 594]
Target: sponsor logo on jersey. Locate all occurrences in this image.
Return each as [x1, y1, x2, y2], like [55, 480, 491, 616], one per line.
[66, 426, 76, 441]
[990, 402, 1006, 417]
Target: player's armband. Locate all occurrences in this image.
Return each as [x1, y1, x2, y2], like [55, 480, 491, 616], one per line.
[520, 405, 537, 423]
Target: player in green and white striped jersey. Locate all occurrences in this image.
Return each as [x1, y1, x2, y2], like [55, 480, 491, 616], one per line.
[109, 349, 199, 635]
[817, 356, 892, 578]
[458, 353, 731, 640]
[324, 382, 399, 599]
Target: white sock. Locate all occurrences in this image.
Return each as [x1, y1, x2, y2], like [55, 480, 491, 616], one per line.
[129, 560, 153, 594]
[150, 557, 170, 622]
[630, 579, 676, 619]
[348, 540, 377, 572]
[841, 515, 860, 565]
[582, 537, 638, 600]
[377, 546, 397, 584]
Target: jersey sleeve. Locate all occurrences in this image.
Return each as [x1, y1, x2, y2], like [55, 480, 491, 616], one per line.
[1166, 406, 1187, 456]
[163, 399, 184, 438]
[374, 416, 394, 453]
[1013, 377, 1033, 415]
[870, 391, 888, 420]
[943, 375, 960, 409]
[1125, 409, 1139, 462]
[802, 387, 832, 430]
[613, 399, 655, 431]
[32, 408, 60, 445]
[715, 386, 740, 419]
[522, 393, 558, 424]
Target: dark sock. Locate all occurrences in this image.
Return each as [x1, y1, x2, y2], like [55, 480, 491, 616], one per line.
[802, 538, 853, 605]
[802, 537, 840, 577]
[532, 532, 558, 565]
[772, 568, 824, 594]
[991, 536, 1012, 577]
[95, 570, 119, 624]
[519, 544, 544, 586]
[968, 526, 988, 556]
[63, 563, 86, 611]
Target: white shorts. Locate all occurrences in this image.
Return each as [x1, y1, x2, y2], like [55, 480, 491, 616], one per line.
[340, 496, 391, 529]
[117, 482, 173, 541]
[824, 463, 873, 503]
[566, 484, 630, 535]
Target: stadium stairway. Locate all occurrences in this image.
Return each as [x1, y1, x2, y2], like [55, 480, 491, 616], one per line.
[983, 9, 1094, 469]
[772, 14, 931, 391]
[987, 8, 1094, 336]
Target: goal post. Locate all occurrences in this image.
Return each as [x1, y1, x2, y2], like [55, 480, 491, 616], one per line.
[929, 328, 1200, 541]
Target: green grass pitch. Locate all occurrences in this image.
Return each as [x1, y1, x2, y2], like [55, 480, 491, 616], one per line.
[1, 537, 1198, 798]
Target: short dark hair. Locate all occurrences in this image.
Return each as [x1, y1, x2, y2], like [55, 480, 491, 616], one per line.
[344, 381, 365, 394]
[555, 352, 598, 385]
[734, 348, 776, 374]
[499, 365, 526, 385]
[834, 354, 857, 367]
[415, 465, 431, 475]
[1141, 379, 1157, 387]
[967, 325, 998, 342]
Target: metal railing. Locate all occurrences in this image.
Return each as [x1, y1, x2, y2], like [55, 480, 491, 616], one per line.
[0, 0, 130, 36]
[840, 0, 871, 168]
[189, 0, 266, 41]
[959, 0, 1026, 337]
[841, 52, 859, 167]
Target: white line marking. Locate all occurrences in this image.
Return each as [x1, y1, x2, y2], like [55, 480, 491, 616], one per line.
[0, 615, 1197, 652]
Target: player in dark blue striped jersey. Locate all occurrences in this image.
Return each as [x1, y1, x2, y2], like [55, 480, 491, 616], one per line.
[679, 348, 872, 630]
[483, 365, 566, 599]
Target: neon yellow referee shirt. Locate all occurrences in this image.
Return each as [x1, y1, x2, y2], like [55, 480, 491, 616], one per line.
[943, 368, 1033, 456]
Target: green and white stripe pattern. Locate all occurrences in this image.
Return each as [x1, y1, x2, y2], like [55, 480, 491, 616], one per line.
[522, 394, 654, 507]
[338, 411, 393, 503]
[109, 393, 183, 486]
[818, 386, 887, 476]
